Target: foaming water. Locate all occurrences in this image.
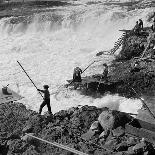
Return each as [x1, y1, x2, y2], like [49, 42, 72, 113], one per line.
[0, 3, 153, 114]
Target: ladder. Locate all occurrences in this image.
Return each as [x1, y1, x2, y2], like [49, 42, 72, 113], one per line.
[110, 32, 126, 54]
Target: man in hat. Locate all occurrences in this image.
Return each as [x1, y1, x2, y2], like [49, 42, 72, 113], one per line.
[133, 21, 140, 35]
[37, 85, 52, 115]
[102, 63, 108, 81]
[72, 67, 83, 89]
[73, 67, 82, 82]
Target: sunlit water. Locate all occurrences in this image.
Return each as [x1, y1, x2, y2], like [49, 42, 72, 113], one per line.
[0, 0, 154, 114]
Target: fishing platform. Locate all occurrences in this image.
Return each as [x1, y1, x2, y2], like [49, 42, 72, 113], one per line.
[66, 74, 118, 91]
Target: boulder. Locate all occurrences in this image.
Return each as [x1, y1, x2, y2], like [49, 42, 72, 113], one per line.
[98, 109, 115, 130]
[99, 130, 110, 140]
[7, 139, 27, 153]
[112, 126, 125, 137]
[23, 114, 45, 134]
[104, 138, 118, 150]
[127, 137, 139, 146]
[132, 142, 146, 154]
[98, 109, 131, 131]
[22, 145, 40, 155]
[116, 142, 128, 151]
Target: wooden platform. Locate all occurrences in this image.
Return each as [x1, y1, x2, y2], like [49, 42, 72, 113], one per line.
[66, 74, 114, 87]
[125, 118, 155, 144]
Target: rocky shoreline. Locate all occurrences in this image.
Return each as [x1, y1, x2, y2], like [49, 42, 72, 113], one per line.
[1, 2, 155, 154]
[1, 28, 155, 155]
[0, 102, 155, 155]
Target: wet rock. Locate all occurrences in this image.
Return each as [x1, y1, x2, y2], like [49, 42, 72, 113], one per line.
[132, 141, 146, 154]
[22, 125, 33, 133]
[22, 145, 39, 155]
[23, 114, 45, 134]
[98, 109, 115, 130]
[67, 107, 78, 116]
[127, 137, 139, 146]
[54, 110, 69, 120]
[127, 146, 136, 155]
[116, 142, 128, 152]
[112, 126, 125, 137]
[7, 139, 27, 154]
[99, 129, 110, 140]
[98, 108, 130, 131]
[90, 121, 100, 132]
[44, 112, 54, 123]
[0, 143, 8, 155]
[70, 105, 101, 131]
[104, 137, 119, 150]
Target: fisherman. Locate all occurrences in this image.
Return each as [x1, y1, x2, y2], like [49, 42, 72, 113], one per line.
[72, 67, 83, 89]
[151, 13, 155, 32]
[73, 67, 82, 82]
[37, 85, 52, 115]
[102, 63, 108, 81]
[133, 21, 140, 35]
[138, 19, 143, 30]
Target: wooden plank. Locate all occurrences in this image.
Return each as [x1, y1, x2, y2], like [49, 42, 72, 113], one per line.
[136, 119, 155, 132]
[125, 124, 155, 144]
[67, 75, 113, 86]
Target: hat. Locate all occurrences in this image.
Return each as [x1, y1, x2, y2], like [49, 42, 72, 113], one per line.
[43, 85, 49, 89]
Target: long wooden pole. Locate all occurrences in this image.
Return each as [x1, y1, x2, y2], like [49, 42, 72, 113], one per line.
[26, 134, 88, 155]
[131, 87, 155, 120]
[17, 61, 43, 98]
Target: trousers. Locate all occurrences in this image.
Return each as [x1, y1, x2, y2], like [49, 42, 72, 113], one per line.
[39, 99, 51, 114]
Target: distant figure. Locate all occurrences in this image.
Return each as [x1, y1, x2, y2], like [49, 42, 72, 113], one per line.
[151, 21, 155, 32]
[138, 19, 143, 30]
[133, 21, 140, 35]
[102, 63, 108, 81]
[73, 67, 82, 82]
[37, 85, 52, 115]
[153, 12, 155, 22]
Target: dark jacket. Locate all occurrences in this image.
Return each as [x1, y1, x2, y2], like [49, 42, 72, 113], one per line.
[38, 89, 50, 100]
[139, 20, 143, 29]
[73, 67, 82, 82]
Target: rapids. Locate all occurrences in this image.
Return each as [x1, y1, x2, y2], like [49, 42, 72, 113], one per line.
[0, 0, 154, 114]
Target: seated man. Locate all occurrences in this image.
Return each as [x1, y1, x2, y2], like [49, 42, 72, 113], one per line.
[73, 67, 82, 89]
[102, 63, 108, 81]
[73, 67, 82, 82]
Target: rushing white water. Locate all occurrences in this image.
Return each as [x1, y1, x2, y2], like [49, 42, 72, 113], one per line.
[0, 1, 154, 114]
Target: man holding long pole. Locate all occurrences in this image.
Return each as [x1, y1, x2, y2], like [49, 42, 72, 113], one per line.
[17, 61, 52, 115]
[37, 85, 52, 115]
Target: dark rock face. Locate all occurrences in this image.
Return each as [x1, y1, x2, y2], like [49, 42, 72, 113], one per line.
[0, 103, 155, 155]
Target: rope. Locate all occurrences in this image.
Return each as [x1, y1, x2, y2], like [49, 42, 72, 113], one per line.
[26, 134, 88, 155]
